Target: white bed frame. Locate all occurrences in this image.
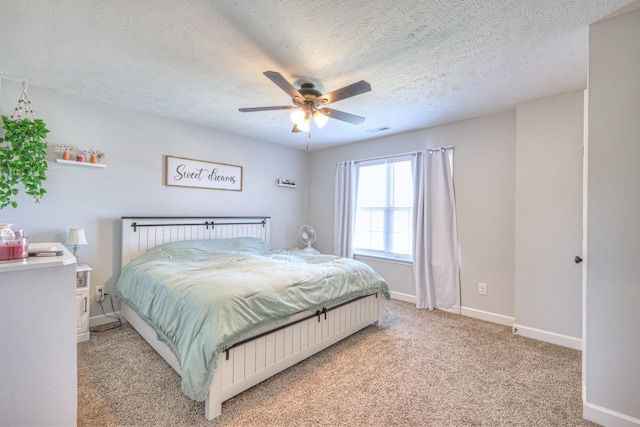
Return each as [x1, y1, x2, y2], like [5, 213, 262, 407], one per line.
[119, 216, 383, 420]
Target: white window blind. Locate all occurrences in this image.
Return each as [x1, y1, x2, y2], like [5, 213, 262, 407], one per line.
[353, 155, 414, 260]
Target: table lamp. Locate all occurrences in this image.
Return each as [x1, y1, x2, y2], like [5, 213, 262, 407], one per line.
[65, 228, 88, 262]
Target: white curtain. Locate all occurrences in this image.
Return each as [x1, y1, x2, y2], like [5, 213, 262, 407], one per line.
[412, 148, 460, 312]
[334, 161, 356, 258]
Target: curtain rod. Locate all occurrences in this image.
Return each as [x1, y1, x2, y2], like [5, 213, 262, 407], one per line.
[428, 145, 454, 153]
[336, 146, 454, 166]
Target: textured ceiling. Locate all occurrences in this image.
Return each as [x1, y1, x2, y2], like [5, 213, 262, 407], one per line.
[1, 0, 639, 150]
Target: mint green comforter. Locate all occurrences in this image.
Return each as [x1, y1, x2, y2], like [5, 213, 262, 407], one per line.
[115, 237, 389, 401]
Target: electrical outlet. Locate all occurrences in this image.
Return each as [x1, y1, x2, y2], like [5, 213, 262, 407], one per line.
[95, 284, 105, 302]
[478, 282, 488, 296]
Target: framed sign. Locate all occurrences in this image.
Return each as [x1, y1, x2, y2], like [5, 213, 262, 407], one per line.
[165, 155, 243, 191]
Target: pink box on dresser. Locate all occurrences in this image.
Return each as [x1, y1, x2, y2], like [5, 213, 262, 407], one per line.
[0, 238, 29, 261]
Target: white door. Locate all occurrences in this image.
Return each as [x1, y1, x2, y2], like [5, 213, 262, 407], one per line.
[514, 91, 584, 347]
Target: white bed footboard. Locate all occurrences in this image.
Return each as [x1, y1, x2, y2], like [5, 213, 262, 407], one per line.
[212, 293, 381, 419]
[122, 294, 382, 420]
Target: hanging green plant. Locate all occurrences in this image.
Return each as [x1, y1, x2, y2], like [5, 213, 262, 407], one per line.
[0, 82, 50, 209]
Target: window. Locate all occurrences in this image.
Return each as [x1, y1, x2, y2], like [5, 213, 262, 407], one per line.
[353, 155, 414, 260]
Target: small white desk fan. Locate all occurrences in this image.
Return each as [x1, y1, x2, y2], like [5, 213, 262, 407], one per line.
[298, 225, 320, 254]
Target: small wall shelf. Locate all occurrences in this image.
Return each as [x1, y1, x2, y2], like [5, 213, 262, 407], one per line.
[277, 178, 296, 188]
[55, 159, 106, 168]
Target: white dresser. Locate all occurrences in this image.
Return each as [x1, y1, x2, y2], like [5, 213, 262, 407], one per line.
[0, 243, 77, 426]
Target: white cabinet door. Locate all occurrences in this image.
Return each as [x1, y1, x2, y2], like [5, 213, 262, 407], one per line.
[76, 287, 89, 341]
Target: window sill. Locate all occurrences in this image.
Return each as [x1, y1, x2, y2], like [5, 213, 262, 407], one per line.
[353, 253, 413, 266]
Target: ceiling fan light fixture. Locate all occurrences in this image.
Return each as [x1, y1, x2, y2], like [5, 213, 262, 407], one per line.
[297, 116, 310, 132]
[290, 109, 306, 126]
[313, 110, 329, 128]
[241, 71, 372, 134]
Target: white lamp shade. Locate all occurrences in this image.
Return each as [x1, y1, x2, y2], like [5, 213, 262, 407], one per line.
[297, 117, 310, 132]
[66, 228, 88, 246]
[290, 109, 306, 126]
[313, 111, 329, 128]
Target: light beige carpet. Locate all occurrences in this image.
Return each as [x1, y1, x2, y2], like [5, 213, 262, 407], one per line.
[78, 299, 597, 426]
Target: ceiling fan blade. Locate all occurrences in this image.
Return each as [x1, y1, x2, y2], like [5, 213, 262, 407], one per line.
[318, 108, 365, 125]
[263, 71, 303, 100]
[239, 106, 297, 112]
[318, 80, 371, 105]
[292, 124, 303, 133]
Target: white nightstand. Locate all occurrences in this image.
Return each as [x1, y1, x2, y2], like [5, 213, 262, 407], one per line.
[76, 264, 92, 343]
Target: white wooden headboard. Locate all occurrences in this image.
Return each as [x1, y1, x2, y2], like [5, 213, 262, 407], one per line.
[121, 216, 271, 267]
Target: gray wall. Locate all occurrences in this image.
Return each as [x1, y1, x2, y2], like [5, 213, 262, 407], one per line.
[0, 79, 310, 320]
[309, 112, 517, 318]
[585, 9, 640, 425]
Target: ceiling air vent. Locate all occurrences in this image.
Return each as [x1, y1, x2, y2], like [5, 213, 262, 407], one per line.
[366, 126, 391, 133]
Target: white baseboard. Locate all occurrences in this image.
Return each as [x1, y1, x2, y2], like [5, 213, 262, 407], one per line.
[391, 296, 515, 328]
[461, 306, 515, 327]
[512, 323, 582, 350]
[389, 291, 416, 304]
[584, 401, 640, 427]
[390, 297, 579, 350]
[89, 311, 123, 328]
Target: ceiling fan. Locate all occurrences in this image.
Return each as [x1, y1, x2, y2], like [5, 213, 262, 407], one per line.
[239, 71, 371, 133]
